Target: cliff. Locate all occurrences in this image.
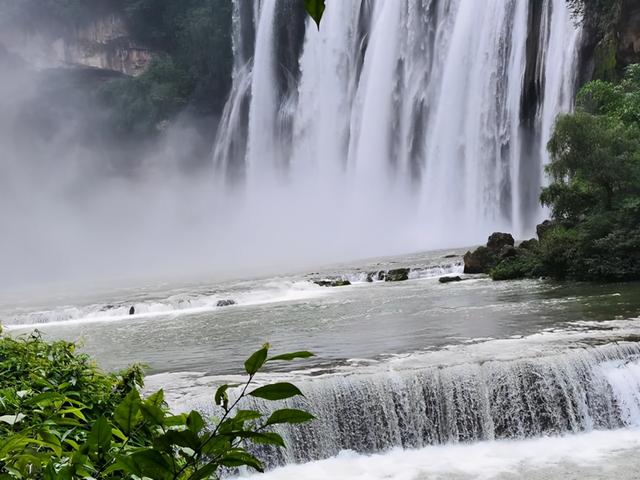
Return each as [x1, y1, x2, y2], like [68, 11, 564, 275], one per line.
[0, 13, 154, 76]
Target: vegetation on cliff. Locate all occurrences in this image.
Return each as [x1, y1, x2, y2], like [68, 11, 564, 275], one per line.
[481, 64, 640, 282]
[0, 330, 313, 479]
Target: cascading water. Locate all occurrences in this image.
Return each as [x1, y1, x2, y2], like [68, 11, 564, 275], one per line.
[246, 343, 640, 466]
[213, 0, 581, 249]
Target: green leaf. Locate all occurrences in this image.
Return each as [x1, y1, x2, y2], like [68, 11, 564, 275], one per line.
[129, 449, 173, 479]
[268, 351, 314, 362]
[233, 409, 262, 423]
[38, 429, 62, 456]
[187, 410, 204, 433]
[220, 449, 264, 472]
[145, 389, 165, 407]
[304, 0, 326, 29]
[140, 402, 165, 426]
[244, 344, 270, 375]
[215, 384, 229, 410]
[249, 382, 304, 401]
[113, 389, 141, 435]
[266, 408, 315, 425]
[86, 416, 111, 457]
[188, 463, 218, 480]
[163, 429, 200, 450]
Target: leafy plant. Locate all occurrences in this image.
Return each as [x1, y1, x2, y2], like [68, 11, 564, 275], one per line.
[0, 332, 314, 479]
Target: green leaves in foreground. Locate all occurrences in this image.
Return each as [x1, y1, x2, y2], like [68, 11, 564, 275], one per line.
[0, 333, 315, 479]
[304, 0, 326, 29]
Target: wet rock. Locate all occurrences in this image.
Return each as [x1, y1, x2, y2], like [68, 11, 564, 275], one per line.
[443, 254, 458, 258]
[365, 273, 374, 283]
[439, 276, 462, 283]
[487, 232, 515, 252]
[377, 271, 386, 281]
[129, 306, 135, 315]
[314, 279, 351, 287]
[216, 299, 237, 307]
[385, 268, 410, 282]
[463, 246, 496, 274]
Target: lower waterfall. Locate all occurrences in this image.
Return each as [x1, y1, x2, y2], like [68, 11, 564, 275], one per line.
[244, 342, 640, 466]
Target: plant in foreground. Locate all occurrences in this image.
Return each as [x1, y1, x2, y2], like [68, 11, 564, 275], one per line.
[0, 331, 314, 479]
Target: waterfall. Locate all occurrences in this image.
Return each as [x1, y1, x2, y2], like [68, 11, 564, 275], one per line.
[213, 0, 581, 251]
[245, 343, 640, 466]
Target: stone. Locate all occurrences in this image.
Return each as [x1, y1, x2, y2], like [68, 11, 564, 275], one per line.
[486, 232, 515, 252]
[216, 299, 236, 307]
[443, 254, 458, 258]
[385, 268, 410, 282]
[129, 306, 135, 315]
[463, 246, 496, 274]
[313, 279, 351, 287]
[439, 276, 462, 283]
[377, 271, 386, 281]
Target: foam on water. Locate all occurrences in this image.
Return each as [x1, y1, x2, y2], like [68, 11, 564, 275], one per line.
[237, 428, 640, 480]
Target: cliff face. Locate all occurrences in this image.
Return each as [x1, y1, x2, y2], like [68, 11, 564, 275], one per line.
[618, 0, 640, 66]
[0, 14, 154, 76]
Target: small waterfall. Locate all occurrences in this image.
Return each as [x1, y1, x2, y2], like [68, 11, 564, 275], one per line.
[213, 0, 581, 249]
[245, 343, 640, 466]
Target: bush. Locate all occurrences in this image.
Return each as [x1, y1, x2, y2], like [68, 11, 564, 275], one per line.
[490, 252, 543, 281]
[0, 331, 314, 479]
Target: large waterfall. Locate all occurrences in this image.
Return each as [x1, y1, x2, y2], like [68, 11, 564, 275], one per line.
[213, 0, 580, 250]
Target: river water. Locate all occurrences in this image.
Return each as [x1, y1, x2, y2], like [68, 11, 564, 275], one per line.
[2, 249, 640, 478]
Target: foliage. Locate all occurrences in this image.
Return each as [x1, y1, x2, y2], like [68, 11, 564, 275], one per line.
[490, 250, 543, 281]
[99, 56, 193, 136]
[0, 332, 314, 479]
[519, 63, 640, 281]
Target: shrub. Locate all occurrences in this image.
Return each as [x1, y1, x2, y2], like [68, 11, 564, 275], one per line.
[0, 332, 313, 479]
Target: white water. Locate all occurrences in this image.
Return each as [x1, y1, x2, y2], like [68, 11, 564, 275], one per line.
[214, 0, 581, 250]
[239, 428, 640, 480]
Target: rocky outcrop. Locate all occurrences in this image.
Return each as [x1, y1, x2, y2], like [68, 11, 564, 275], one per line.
[439, 276, 462, 283]
[536, 220, 556, 241]
[0, 14, 155, 76]
[618, 0, 640, 66]
[216, 299, 236, 307]
[385, 268, 410, 282]
[313, 279, 351, 287]
[464, 232, 515, 274]
[487, 232, 515, 251]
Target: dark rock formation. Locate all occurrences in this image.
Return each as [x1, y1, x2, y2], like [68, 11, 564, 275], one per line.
[463, 246, 495, 274]
[129, 306, 135, 315]
[439, 276, 462, 283]
[377, 271, 386, 281]
[385, 268, 410, 282]
[519, 238, 539, 251]
[487, 232, 515, 252]
[216, 299, 237, 307]
[443, 254, 458, 258]
[314, 279, 351, 287]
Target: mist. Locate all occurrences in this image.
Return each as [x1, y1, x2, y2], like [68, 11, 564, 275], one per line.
[0, 50, 434, 295]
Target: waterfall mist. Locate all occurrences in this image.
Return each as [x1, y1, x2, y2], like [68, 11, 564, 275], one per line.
[1, 0, 581, 292]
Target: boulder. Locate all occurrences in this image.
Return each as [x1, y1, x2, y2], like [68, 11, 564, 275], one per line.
[365, 273, 374, 283]
[216, 299, 236, 307]
[463, 246, 496, 274]
[443, 254, 458, 259]
[385, 268, 410, 282]
[439, 276, 462, 283]
[519, 238, 539, 251]
[129, 306, 135, 315]
[377, 271, 386, 281]
[487, 232, 515, 252]
[314, 279, 351, 287]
